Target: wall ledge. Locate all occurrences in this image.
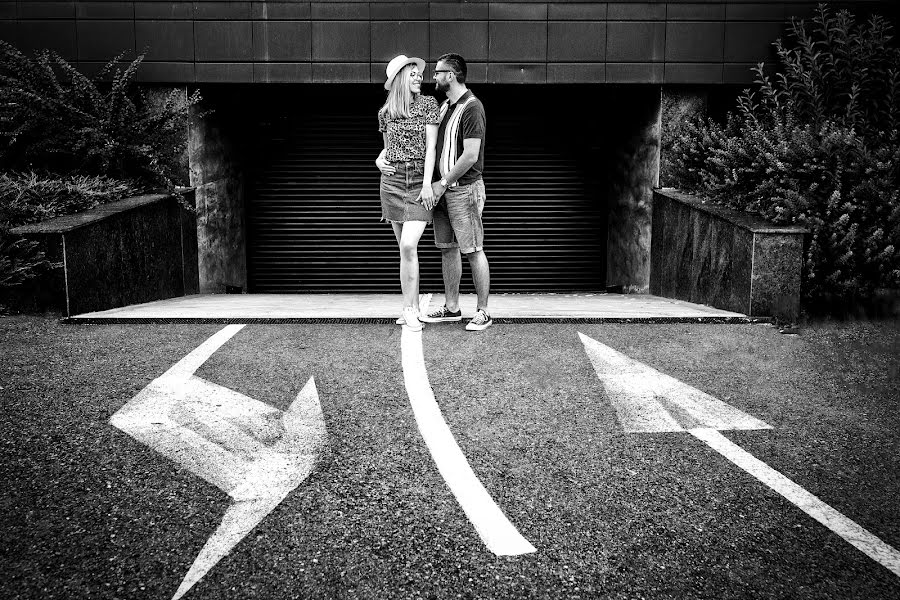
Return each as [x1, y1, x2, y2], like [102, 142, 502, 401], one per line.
[10, 190, 193, 235]
[656, 188, 808, 235]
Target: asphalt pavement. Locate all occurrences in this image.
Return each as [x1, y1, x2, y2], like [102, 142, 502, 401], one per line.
[1, 317, 898, 599]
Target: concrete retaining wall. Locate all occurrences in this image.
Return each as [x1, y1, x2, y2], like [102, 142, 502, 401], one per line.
[650, 188, 806, 321]
[9, 191, 198, 317]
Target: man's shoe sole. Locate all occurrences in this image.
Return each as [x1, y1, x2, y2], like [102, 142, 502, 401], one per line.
[420, 315, 462, 323]
[465, 320, 493, 331]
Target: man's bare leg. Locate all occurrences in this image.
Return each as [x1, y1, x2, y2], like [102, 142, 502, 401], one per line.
[466, 250, 490, 312]
[441, 247, 462, 311]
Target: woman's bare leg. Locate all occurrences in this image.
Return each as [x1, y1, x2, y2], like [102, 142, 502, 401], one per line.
[397, 221, 428, 309]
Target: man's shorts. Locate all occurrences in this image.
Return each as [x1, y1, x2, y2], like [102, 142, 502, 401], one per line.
[433, 179, 486, 254]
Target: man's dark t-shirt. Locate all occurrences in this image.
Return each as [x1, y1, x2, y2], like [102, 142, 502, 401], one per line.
[435, 90, 486, 187]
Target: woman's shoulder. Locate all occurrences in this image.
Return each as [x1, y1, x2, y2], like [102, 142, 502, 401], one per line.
[415, 95, 439, 110]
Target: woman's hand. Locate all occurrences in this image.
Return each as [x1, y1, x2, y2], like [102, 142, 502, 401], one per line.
[418, 182, 436, 210]
[376, 154, 395, 176]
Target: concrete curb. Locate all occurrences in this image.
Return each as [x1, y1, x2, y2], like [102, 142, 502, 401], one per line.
[61, 316, 773, 325]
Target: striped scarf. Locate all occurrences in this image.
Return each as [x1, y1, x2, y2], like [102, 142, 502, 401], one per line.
[438, 95, 478, 187]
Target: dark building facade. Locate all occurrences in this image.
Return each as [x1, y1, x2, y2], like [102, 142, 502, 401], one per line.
[2, 1, 895, 295]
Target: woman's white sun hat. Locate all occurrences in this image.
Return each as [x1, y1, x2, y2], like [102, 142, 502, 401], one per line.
[384, 54, 426, 90]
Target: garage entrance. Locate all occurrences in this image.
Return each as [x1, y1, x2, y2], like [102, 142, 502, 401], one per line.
[246, 85, 607, 293]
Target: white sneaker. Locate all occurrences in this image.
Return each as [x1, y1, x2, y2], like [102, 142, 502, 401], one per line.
[465, 309, 493, 331]
[401, 306, 422, 332]
[396, 307, 421, 325]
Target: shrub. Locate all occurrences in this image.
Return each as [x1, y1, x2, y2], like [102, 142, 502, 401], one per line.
[0, 171, 148, 229]
[666, 4, 900, 309]
[0, 43, 198, 299]
[0, 232, 55, 289]
[0, 42, 201, 189]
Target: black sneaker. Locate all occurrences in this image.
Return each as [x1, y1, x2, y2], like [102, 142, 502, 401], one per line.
[420, 305, 463, 323]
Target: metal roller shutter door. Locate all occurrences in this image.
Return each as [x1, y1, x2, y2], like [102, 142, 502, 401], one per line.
[247, 86, 606, 293]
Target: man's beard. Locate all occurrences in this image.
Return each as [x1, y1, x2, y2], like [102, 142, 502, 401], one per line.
[435, 80, 450, 93]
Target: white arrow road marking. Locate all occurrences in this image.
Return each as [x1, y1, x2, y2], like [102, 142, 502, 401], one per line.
[400, 323, 536, 556]
[578, 332, 900, 578]
[110, 325, 328, 599]
[578, 332, 770, 432]
[691, 428, 900, 577]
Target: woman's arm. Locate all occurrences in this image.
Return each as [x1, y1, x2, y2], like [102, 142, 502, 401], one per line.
[418, 123, 438, 209]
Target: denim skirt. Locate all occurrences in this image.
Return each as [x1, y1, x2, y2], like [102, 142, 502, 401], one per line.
[380, 160, 433, 223]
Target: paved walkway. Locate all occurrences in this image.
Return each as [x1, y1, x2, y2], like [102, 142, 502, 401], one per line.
[67, 293, 758, 323]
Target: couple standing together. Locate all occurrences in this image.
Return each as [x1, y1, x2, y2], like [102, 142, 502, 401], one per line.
[375, 53, 492, 332]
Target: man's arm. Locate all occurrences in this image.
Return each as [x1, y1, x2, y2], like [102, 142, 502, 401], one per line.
[376, 133, 396, 175]
[432, 137, 481, 199]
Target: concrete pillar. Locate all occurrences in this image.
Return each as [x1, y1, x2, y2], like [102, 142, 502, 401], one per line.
[659, 87, 709, 188]
[189, 93, 247, 294]
[605, 87, 661, 293]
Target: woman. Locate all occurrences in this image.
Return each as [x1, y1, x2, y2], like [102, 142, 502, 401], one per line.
[376, 55, 440, 331]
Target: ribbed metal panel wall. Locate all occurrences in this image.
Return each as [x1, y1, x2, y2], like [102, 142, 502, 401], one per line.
[247, 86, 605, 293]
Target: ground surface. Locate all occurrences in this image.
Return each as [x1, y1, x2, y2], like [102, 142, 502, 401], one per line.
[1, 317, 898, 600]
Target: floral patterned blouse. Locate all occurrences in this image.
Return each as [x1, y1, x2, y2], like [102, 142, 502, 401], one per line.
[378, 95, 441, 162]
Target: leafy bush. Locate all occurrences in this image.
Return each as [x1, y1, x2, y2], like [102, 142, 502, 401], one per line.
[0, 42, 201, 189]
[667, 4, 900, 308]
[0, 43, 198, 299]
[0, 232, 55, 289]
[0, 171, 148, 229]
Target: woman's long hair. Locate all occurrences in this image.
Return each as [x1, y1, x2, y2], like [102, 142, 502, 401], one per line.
[380, 64, 416, 121]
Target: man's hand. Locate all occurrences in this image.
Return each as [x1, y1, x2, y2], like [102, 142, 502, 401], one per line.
[376, 155, 395, 176]
[432, 180, 447, 200]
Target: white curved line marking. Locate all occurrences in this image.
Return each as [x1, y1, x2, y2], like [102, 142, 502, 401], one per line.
[400, 327, 536, 556]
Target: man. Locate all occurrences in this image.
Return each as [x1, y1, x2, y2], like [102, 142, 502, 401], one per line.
[418, 53, 493, 331]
